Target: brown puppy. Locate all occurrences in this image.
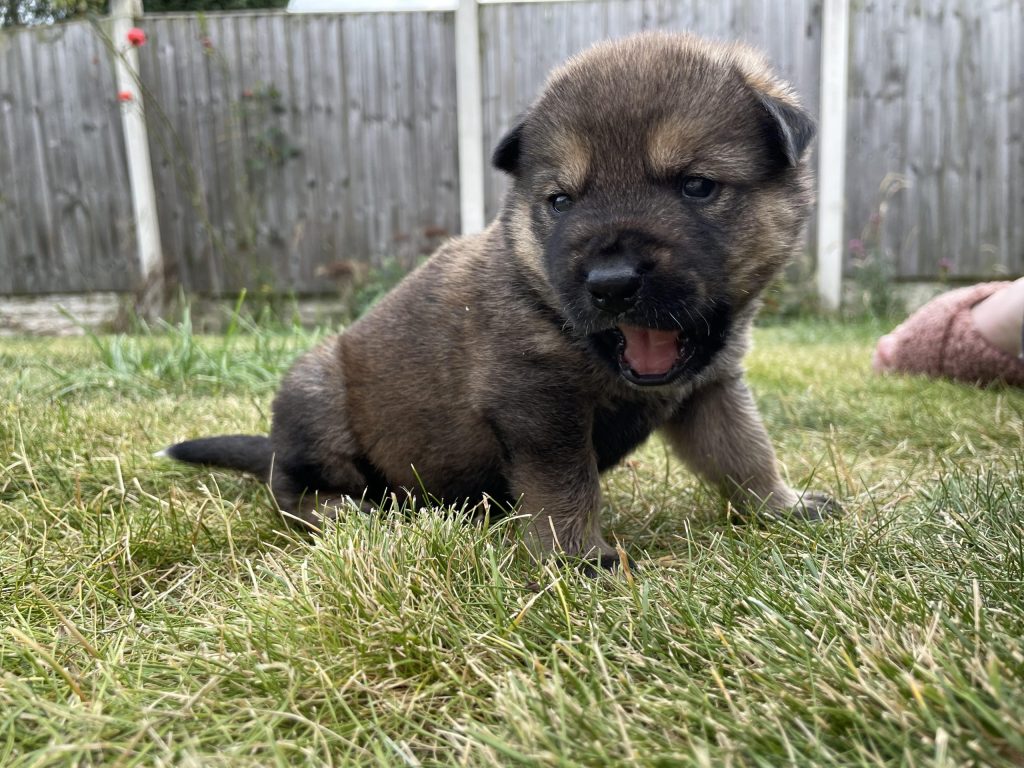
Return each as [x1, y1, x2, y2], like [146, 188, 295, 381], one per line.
[163, 32, 836, 568]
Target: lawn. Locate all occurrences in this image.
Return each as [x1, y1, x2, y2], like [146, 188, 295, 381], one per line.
[1, 317, 1022, 766]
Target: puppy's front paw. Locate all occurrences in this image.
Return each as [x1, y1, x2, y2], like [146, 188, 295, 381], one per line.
[575, 553, 637, 577]
[551, 550, 637, 577]
[790, 489, 841, 521]
[732, 488, 841, 524]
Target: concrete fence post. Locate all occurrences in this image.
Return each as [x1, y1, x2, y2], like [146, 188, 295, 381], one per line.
[109, 0, 165, 317]
[455, 0, 485, 234]
[815, 0, 851, 311]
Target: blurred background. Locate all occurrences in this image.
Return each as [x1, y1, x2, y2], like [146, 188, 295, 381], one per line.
[0, 0, 1021, 330]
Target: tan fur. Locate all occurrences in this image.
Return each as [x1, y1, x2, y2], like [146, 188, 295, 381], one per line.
[646, 118, 701, 177]
[540, 131, 591, 195]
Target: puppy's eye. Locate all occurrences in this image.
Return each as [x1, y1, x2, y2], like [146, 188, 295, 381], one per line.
[550, 193, 574, 213]
[680, 176, 718, 200]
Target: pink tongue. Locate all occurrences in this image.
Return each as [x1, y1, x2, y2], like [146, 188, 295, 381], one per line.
[620, 325, 680, 376]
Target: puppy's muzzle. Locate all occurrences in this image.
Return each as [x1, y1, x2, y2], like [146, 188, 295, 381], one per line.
[585, 264, 642, 314]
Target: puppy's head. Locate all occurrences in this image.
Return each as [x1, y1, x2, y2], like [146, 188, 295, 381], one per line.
[494, 32, 815, 387]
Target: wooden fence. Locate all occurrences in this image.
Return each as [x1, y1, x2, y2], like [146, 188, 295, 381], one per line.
[478, 0, 824, 220]
[0, 0, 1021, 298]
[0, 20, 138, 294]
[136, 11, 459, 295]
[845, 0, 1024, 280]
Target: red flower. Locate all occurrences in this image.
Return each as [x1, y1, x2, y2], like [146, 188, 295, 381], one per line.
[118, 90, 134, 102]
[200, 34, 213, 49]
[126, 27, 147, 47]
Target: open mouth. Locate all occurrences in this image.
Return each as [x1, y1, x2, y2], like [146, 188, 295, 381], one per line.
[611, 324, 695, 386]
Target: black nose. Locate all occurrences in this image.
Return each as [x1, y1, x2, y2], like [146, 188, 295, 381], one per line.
[585, 265, 642, 313]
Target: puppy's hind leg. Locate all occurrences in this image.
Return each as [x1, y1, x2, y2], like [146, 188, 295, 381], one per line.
[266, 341, 374, 532]
[268, 461, 371, 532]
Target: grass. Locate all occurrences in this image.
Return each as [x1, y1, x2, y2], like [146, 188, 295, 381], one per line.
[1, 315, 1023, 766]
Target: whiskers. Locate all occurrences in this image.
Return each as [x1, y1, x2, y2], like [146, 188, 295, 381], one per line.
[560, 296, 596, 336]
[560, 289, 726, 342]
[671, 299, 715, 337]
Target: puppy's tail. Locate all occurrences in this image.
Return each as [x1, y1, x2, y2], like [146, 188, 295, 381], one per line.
[158, 435, 274, 481]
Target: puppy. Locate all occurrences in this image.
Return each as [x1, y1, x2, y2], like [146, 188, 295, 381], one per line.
[164, 32, 836, 568]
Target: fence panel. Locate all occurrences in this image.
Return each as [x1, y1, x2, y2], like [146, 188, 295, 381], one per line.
[845, 0, 1024, 279]
[0, 19, 137, 294]
[135, 10, 460, 295]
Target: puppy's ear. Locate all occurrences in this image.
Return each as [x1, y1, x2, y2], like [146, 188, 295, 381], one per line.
[492, 122, 523, 175]
[757, 92, 816, 166]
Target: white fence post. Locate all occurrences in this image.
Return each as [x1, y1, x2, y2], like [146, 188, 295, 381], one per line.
[455, 0, 485, 234]
[109, 0, 165, 315]
[816, 0, 850, 311]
